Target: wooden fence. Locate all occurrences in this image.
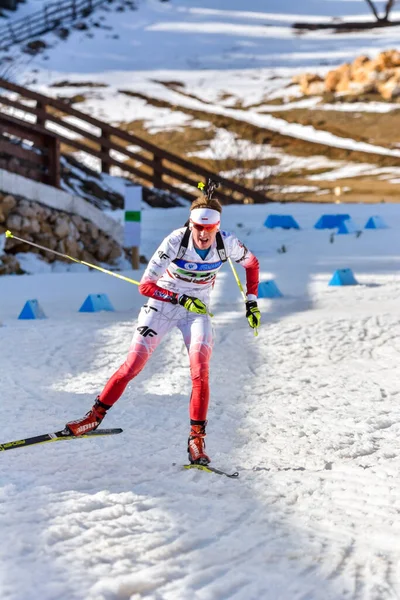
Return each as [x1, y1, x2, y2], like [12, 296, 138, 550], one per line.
[0, 78, 270, 204]
[0, 0, 110, 50]
[0, 112, 60, 187]
[0, 78, 271, 203]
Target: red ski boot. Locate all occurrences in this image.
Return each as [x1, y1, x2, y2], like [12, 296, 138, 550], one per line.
[188, 422, 210, 465]
[66, 398, 110, 436]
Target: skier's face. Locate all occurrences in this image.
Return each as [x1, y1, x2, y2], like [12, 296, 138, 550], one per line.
[191, 223, 219, 250]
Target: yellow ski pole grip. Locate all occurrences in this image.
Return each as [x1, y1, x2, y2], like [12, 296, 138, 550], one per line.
[228, 258, 259, 337]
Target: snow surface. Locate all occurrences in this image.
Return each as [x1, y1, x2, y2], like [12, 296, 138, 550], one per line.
[2, 202, 400, 599]
[2, 1, 400, 598]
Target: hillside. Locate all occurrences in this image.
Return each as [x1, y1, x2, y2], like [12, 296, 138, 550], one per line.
[2, 0, 400, 203]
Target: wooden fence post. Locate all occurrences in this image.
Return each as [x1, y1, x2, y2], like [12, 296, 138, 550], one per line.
[47, 137, 60, 188]
[101, 129, 110, 174]
[36, 100, 47, 128]
[153, 154, 163, 189]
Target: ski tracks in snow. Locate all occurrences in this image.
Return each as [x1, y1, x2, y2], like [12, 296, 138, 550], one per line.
[2, 269, 400, 598]
[231, 311, 400, 600]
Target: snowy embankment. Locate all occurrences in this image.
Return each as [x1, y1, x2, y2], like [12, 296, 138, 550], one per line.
[1, 202, 400, 599]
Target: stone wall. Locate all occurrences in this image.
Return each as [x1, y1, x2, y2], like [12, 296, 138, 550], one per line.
[294, 49, 400, 100]
[0, 192, 122, 275]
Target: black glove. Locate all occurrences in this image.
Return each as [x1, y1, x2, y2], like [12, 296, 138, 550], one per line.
[246, 300, 261, 329]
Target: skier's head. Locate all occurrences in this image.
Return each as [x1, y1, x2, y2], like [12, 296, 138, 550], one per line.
[189, 197, 222, 250]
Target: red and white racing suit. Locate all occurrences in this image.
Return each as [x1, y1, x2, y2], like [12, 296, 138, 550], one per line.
[99, 227, 259, 421]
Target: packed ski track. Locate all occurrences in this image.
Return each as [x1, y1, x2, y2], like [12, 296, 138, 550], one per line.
[1, 204, 400, 599]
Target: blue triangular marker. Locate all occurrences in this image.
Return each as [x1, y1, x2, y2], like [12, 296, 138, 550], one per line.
[79, 294, 115, 313]
[258, 280, 283, 298]
[337, 218, 359, 234]
[264, 215, 300, 230]
[314, 214, 350, 229]
[329, 269, 358, 286]
[18, 299, 47, 320]
[364, 216, 388, 230]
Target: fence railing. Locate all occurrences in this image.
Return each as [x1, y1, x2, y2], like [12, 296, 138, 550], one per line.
[0, 78, 271, 204]
[1, 112, 60, 187]
[0, 0, 110, 50]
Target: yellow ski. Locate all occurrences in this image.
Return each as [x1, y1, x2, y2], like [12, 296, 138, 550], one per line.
[183, 464, 239, 478]
[0, 428, 123, 452]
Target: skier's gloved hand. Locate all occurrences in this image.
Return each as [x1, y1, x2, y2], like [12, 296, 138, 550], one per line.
[178, 294, 207, 314]
[246, 300, 261, 329]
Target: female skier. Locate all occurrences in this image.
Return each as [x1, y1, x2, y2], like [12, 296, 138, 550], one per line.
[66, 191, 260, 465]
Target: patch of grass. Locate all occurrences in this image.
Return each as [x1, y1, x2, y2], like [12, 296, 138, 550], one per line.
[50, 81, 108, 88]
[254, 97, 286, 107]
[117, 90, 400, 167]
[118, 118, 216, 157]
[271, 106, 400, 149]
[150, 79, 184, 89]
[61, 85, 400, 204]
[56, 93, 87, 104]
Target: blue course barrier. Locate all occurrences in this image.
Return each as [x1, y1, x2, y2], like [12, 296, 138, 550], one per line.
[258, 280, 283, 298]
[364, 216, 388, 230]
[337, 218, 359, 234]
[264, 215, 300, 229]
[18, 299, 47, 320]
[314, 214, 350, 229]
[328, 269, 358, 286]
[79, 294, 115, 313]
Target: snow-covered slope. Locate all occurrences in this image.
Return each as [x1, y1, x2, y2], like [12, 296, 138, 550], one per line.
[5, 0, 400, 74]
[3, 0, 400, 204]
[2, 202, 400, 599]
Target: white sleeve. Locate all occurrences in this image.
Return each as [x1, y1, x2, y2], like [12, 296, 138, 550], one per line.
[222, 231, 259, 301]
[223, 231, 249, 263]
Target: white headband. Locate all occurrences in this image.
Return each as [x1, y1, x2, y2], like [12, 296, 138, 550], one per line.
[190, 208, 221, 227]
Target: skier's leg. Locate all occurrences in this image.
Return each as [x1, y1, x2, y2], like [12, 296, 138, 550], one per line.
[179, 313, 213, 464]
[66, 301, 177, 434]
[99, 324, 159, 406]
[185, 314, 214, 422]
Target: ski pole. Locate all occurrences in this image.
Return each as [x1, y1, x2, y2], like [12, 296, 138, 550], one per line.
[5, 230, 215, 317]
[5, 230, 141, 285]
[228, 257, 258, 337]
